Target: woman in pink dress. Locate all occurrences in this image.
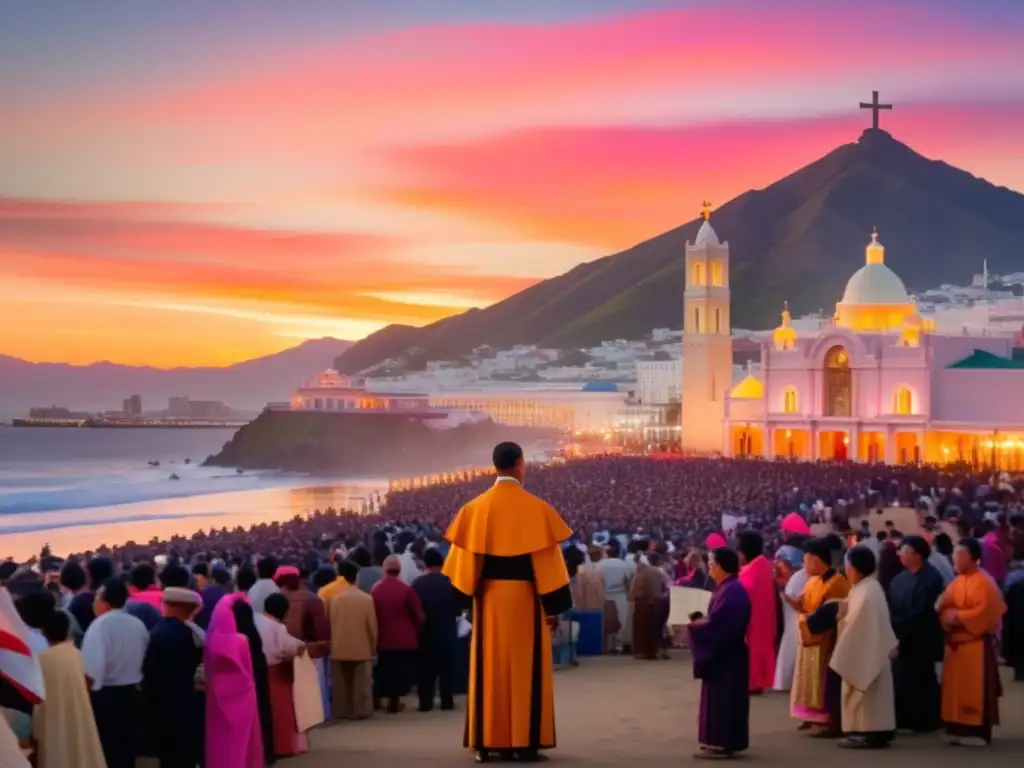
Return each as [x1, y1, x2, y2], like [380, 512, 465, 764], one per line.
[204, 593, 264, 768]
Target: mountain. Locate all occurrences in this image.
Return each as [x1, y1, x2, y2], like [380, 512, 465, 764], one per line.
[335, 129, 1024, 373]
[0, 337, 351, 417]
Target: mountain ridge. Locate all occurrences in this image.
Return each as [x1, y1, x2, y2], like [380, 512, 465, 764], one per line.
[334, 129, 1024, 373]
[0, 337, 351, 416]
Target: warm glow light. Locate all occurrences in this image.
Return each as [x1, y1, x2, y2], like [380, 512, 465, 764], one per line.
[941, 445, 950, 455]
[842, 435, 850, 446]
[785, 430, 792, 439]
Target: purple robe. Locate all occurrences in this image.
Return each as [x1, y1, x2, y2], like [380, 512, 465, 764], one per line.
[687, 577, 751, 753]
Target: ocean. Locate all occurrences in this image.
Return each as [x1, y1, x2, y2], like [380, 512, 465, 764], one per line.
[0, 426, 386, 559]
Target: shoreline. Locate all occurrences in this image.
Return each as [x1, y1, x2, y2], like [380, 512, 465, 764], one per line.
[1, 479, 389, 561]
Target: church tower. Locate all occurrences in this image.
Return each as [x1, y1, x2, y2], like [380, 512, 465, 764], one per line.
[680, 202, 733, 453]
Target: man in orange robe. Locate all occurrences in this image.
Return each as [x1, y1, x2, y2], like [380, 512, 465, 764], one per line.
[937, 537, 1006, 747]
[443, 441, 573, 764]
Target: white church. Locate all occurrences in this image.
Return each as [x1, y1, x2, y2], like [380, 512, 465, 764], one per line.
[678, 208, 1024, 470]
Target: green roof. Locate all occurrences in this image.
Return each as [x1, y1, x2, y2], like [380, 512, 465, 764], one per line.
[947, 349, 1024, 370]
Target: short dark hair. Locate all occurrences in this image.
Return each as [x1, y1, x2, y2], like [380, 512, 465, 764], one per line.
[0, 561, 17, 581]
[236, 565, 258, 592]
[311, 566, 337, 591]
[423, 548, 444, 569]
[735, 530, 764, 562]
[845, 545, 877, 578]
[264, 592, 290, 621]
[129, 563, 156, 591]
[338, 559, 359, 584]
[15, 588, 56, 629]
[159, 564, 191, 589]
[87, 557, 114, 587]
[933, 532, 954, 556]
[957, 537, 982, 562]
[192, 563, 210, 579]
[211, 565, 233, 586]
[803, 537, 831, 565]
[711, 546, 740, 575]
[901, 535, 931, 560]
[42, 610, 71, 645]
[256, 556, 279, 580]
[60, 561, 87, 592]
[492, 441, 524, 472]
[348, 546, 371, 568]
[99, 577, 129, 609]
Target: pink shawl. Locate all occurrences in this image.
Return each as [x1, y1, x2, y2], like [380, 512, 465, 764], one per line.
[738, 555, 778, 691]
[204, 593, 263, 768]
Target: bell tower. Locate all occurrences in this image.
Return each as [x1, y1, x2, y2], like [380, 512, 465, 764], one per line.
[680, 201, 733, 453]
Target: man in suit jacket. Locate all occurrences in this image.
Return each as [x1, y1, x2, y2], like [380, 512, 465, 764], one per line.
[412, 549, 460, 712]
[326, 559, 378, 720]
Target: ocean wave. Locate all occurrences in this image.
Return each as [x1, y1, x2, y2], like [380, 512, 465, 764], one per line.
[0, 511, 217, 536]
[0, 466, 304, 515]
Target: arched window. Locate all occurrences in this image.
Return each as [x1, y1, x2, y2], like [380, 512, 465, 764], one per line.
[691, 262, 705, 286]
[783, 386, 799, 414]
[894, 386, 913, 415]
[823, 345, 852, 417]
[711, 260, 724, 287]
[715, 308, 721, 333]
[694, 307, 701, 333]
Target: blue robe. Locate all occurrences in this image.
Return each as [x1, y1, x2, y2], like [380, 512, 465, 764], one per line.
[687, 577, 751, 753]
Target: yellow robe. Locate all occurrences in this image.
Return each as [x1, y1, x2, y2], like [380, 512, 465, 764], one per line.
[938, 570, 1006, 728]
[443, 479, 572, 752]
[791, 570, 849, 719]
[32, 642, 105, 768]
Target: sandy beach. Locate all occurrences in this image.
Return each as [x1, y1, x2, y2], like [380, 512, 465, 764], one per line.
[290, 653, 1024, 767]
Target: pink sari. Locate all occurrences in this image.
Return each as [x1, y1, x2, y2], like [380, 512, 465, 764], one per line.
[205, 593, 264, 768]
[739, 555, 778, 691]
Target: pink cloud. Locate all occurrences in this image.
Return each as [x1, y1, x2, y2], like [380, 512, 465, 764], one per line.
[370, 101, 1024, 247]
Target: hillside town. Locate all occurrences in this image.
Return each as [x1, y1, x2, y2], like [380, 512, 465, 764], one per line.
[299, 259, 1024, 448]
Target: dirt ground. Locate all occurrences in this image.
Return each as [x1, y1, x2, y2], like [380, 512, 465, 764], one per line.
[290, 654, 1024, 766]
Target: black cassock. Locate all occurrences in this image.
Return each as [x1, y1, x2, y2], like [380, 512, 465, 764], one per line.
[141, 618, 204, 768]
[888, 563, 945, 732]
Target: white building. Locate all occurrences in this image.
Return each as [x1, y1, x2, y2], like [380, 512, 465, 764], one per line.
[428, 383, 627, 432]
[635, 359, 683, 405]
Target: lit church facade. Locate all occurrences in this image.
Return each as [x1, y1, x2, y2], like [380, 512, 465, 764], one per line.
[680, 213, 1024, 469]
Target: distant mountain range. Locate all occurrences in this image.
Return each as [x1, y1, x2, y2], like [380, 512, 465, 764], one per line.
[0, 337, 351, 417]
[335, 129, 1024, 373]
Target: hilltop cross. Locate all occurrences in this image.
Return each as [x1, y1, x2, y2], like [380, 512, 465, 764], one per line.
[700, 200, 713, 221]
[859, 90, 892, 130]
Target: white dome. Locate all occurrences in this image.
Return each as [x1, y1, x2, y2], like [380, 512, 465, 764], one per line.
[840, 263, 911, 305]
[694, 219, 720, 246]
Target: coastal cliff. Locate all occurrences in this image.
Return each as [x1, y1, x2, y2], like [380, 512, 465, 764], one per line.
[203, 410, 552, 473]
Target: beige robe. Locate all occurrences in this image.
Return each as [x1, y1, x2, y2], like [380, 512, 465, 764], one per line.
[829, 575, 898, 734]
[32, 642, 105, 768]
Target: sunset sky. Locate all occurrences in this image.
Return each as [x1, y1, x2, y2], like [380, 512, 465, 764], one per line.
[2, 0, 1023, 367]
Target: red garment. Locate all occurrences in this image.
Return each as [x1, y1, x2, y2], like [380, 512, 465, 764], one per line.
[267, 663, 307, 758]
[371, 576, 425, 651]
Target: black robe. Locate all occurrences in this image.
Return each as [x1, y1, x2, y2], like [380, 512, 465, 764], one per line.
[888, 563, 945, 732]
[141, 617, 204, 767]
[232, 600, 275, 764]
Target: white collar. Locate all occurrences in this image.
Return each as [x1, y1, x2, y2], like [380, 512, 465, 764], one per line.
[494, 476, 520, 486]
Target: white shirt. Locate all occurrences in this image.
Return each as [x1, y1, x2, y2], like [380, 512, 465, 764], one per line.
[81, 609, 149, 691]
[247, 579, 280, 614]
[595, 557, 635, 596]
[255, 614, 303, 666]
[398, 549, 423, 585]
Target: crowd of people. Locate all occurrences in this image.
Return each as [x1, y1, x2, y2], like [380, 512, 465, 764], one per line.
[0, 453, 1023, 765]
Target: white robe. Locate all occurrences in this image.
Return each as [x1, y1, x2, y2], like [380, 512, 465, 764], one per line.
[829, 575, 898, 734]
[773, 568, 809, 691]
